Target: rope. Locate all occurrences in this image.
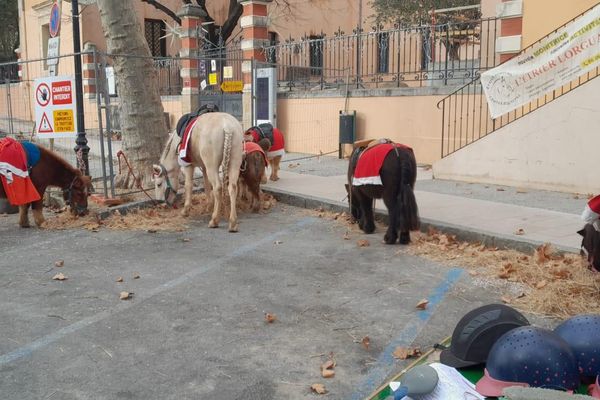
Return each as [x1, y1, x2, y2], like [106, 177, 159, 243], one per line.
[116, 150, 157, 204]
[284, 150, 338, 163]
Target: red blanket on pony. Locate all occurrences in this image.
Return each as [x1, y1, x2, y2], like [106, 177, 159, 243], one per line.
[244, 141, 268, 166]
[0, 137, 41, 205]
[178, 117, 199, 167]
[352, 142, 412, 186]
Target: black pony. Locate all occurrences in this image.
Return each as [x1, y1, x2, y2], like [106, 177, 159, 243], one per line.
[578, 224, 600, 272]
[346, 142, 420, 244]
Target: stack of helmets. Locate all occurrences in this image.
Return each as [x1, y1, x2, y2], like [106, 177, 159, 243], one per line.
[440, 304, 530, 368]
[554, 314, 600, 398]
[475, 326, 580, 396]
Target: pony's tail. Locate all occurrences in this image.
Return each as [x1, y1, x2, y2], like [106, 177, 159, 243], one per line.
[397, 156, 420, 232]
[221, 129, 233, 190]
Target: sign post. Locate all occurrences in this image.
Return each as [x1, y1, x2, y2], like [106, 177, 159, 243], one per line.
[34, 76, 78, 139]
[48, 2, 61, 77]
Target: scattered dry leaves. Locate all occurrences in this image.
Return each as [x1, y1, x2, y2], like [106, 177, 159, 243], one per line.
[311, 383, 327, 394]
[52, 273, 67, 281]
[416, 299, 429, 310]
[357, 239, 370, 247]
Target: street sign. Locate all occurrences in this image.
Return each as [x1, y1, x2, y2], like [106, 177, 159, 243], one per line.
[49, 2, 61, 38]
[223, 66, 233, 79]
[208, 73, 217, 85]
[221, 81, 244, 93]
[47, 37, 60, 67]
[34, 76, 77, 139]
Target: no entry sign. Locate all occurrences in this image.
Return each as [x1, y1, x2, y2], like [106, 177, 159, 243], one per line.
[34, 76, 77, 139]
[49, 2, 61, 38]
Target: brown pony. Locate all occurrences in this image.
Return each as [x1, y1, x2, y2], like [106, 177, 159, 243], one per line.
[0, 144, 91, 227]
[240, 139, 270, 212]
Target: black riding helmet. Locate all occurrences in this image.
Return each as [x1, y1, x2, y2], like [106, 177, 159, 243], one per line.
[440, 303, 529, 368]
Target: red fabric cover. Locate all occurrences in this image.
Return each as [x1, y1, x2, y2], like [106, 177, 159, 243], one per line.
[0, 137, 41, 205]
[352, 143, 411, 186]
[589, 195, 600, 214]
[244, 141, 268, 166]
[178, 117, 198, 166]
[247, 127, 285, 153]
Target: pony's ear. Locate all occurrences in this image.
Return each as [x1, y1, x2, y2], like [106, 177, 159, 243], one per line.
[152, 164, 162, 177]
[578, 228, 586, 237]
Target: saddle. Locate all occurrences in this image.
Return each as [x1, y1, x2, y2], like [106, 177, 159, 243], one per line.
[248, 123, 275, 145]
[175, 103, 220, 138]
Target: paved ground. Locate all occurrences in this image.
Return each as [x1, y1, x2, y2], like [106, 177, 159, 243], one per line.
[0, 206, 546, 400]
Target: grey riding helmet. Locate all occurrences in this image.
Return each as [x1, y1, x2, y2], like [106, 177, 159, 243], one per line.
[440, 304, 530, 368]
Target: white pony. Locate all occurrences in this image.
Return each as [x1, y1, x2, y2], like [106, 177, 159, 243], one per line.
[153, 112, 244, 232]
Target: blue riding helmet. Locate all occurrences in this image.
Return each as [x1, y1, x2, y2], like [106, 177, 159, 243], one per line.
[554, 314, 600, 381]
[475, 326, 580, 397]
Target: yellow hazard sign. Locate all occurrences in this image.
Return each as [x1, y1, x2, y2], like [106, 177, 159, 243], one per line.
[221, 81, 244, 93]
[53, 109, 74, 133]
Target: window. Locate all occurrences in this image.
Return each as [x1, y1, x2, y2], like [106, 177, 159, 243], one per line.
[377, 32, 389, 74]
[266, 31, 278, 64]
[144, 19, 166, 57]
[309, 35, 323, 76]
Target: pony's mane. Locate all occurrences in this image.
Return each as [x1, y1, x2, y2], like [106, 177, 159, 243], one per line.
[39, 145, 82, 176]
[160, 131, 177, 161]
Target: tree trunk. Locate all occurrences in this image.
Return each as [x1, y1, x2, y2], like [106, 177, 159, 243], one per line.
[97, 0, 167, 189]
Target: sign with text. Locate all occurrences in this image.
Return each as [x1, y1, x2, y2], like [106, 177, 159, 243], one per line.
[221, 81, 243, 92]
[47, 37, 60, 67]
[34, 76, 77, 138]
[481, 3, 600, 118]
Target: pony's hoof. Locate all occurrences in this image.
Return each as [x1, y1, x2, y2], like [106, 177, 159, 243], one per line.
[364, 222, 376, 234]
[19, 223, 31, 228]
[270, 176, 279, 182]
[208, 220, 219, 228]
[384, 233, 397, 244]
[399, 232, 411, 245]
[181, 209, 190, 217]
[228, 224, 239, 233]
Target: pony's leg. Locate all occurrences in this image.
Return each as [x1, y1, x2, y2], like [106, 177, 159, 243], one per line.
[181, 165, 194, 217]
[227, 168, 240, 232]
[270, 156, 281, 181]
[360, 195, 376, 234]
[18, 205, 30, 228]
[32, 200, 46, 227]
[383, 193, 398, 245]
[208, 169, 222, 228]
[399, 231, 410, 245]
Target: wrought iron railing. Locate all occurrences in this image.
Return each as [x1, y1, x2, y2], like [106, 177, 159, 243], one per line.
[438, 4, 600, 158]
[262, 18, 500, 90]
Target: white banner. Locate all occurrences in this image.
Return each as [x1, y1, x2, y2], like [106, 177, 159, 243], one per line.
[481, 4, 600, 119]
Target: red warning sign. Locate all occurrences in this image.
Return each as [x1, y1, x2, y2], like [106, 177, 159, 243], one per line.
[51, 80, 72, 105]
[38, 112, 53, 133]
[36, 83, 51, 107]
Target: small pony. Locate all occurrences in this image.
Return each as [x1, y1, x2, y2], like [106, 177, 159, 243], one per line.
[245, 122, 285, 181]
[579, 195, 600, 272]
[153, 112, 243, 232]
[240, 139, 270, 212]
[0, 138, 90, 228]
[346, 139, 420, 244]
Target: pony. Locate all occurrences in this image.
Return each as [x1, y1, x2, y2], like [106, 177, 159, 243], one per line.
[578, 224, 600, 272]
[0, 141, 91, 228]
[240, 139, 270, 212]
[153, 112, 244, 232]
[346, 140, 420, 244]
[244, 123, 285, 181]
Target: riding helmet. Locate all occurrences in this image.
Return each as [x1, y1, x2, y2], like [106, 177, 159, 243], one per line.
[475, 326, 580, 397]
[554, 315, 600, 382]
[440, 303, 530, 368]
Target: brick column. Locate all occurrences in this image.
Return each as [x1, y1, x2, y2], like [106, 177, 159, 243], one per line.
[177, 4, 205, 114]
[82, 43, 97, 98]
[238, 0, 272, 129]
[496, 0, 523, 63]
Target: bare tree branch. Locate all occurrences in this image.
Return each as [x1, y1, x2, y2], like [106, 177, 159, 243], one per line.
[140, 0, 181, 24]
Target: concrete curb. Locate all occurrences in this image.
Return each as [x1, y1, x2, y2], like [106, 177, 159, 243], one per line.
[262, 187, 581, 255]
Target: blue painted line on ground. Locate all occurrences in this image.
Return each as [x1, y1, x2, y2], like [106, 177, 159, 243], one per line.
[0, 217, 315, 366]
[351, 267, 464, 400]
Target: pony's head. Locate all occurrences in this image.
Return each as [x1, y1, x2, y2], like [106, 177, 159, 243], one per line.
[153, 131, 180, 205]
[63, 174, 91, 216]
[578, 224, 600, 272]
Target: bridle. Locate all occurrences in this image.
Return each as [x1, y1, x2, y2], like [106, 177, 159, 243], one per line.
[158, 163, 176, 206]
[63, 176, 88, 215]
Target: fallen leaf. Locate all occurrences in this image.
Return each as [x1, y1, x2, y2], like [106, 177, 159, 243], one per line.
[116, 277, 123, 283]
[392, 347, 409, 359]
[573, 194, 580, 199]
[343, 231, 350, 240]
[311, 383, 327, 394]
[535, 243, 553, 264]
[496, 188, 505, 191]
[181, 238, 191, 242]
[322, 369, 335, 378]
[357, 239, 370, 247]
[416, 299, 429, 310]
[498, 263, 515, 279]
[147, 229, 157, 233]
[133, 274, 140, 279]
[514, 228, 525, 236]
[361, 336, 370, 350]
[516, 190, 528, 194]
[54, 260, 64, 268]
[536, 280, 548, 289]
[265, 313, 276, 323]
[120, 291, 132, 300]
[321, 360, 335, 371]
[517, 292, 526, 299]
[501, 296, 511, 304]
[52, 273, 67, 281]
[274, 240, 283, 245]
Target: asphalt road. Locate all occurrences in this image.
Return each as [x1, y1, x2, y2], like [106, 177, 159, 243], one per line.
[0, 206, 521, 400]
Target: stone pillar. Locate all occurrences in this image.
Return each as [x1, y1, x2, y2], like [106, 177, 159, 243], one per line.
[238, 0, 272, 129]
[82, 43, 97, 98]
[496, 0, 523, 63]
[177, 4, 205, 114]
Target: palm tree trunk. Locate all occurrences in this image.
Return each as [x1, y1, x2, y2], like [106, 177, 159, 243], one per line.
[96, 0, 167, 189]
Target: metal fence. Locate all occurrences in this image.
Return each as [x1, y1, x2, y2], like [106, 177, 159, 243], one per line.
[263, 18, 500, 90]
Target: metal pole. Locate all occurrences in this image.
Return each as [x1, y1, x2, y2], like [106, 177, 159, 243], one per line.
[93, 50, 109, 198]
[5, 78, 14, 136]
[71, 0, 89, 175]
